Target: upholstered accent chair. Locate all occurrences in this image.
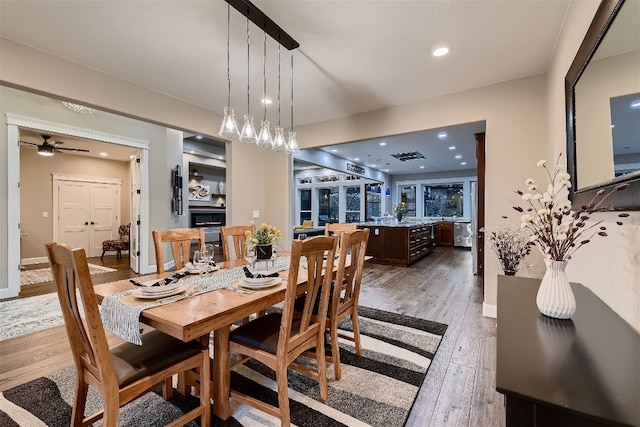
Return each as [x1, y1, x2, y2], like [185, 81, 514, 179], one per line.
[101, 223, 131, 260]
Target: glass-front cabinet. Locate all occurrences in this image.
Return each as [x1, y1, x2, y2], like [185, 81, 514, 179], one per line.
[423, 184, 463, 217]
[345, 186, 361, 223]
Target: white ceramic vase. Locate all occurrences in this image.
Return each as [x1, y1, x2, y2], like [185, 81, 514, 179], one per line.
[536, 260, 576, 319]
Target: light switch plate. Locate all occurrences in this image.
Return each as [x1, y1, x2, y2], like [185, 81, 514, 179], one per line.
[42, 212, 48, 218]
[252, 210, 260, 219]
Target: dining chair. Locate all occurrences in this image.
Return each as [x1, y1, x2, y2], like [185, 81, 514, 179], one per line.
[220, 224, 251, 261]
[45, 242, 210, 427]
[324, 223, 357, 252]
[152, 228, 205, 273]
[322, 228, 370, 380]
[228, 235, 338, 427]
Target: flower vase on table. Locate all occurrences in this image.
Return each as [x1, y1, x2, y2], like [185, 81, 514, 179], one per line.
[536, 260, 576, 319]
[256, 244, 273, 260]
[396, 213, 403, 223]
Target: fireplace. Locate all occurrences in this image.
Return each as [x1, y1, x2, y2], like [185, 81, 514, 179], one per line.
[190, 208, 225, 243]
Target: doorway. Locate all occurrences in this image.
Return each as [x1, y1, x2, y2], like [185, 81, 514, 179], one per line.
[3, 114, 150, 299]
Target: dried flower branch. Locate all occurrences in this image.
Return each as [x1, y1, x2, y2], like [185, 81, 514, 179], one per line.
[488, 226, 532, 273]
[511, 153, 627, 261]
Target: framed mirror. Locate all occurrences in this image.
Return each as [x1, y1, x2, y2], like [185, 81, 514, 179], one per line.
[566, 0, 640, 209]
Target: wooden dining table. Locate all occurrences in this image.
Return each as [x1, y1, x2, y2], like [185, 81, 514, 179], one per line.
[93, 258, 309, 421]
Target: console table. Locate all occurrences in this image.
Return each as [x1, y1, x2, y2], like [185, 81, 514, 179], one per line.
[496, 276, 639, 427]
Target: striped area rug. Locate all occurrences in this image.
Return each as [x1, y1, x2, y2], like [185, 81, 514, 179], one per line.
[0, 307, 446, 426]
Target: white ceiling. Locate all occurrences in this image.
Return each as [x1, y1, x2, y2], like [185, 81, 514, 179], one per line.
[1, 0, 572, 172]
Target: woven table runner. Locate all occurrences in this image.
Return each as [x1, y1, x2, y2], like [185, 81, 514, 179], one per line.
[100, 257, 291, 345]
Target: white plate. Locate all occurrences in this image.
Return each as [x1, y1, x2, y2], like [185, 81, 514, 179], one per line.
[244, 276, 278, 285]
[133, 282, 189, 299]
[238, 278, 282, 290]
[183, 263, 220, 275]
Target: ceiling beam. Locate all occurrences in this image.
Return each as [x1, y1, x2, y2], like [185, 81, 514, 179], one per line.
[225, 0, 300, 50]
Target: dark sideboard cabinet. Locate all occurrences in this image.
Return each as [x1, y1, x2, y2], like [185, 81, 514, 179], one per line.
[496, 276, 639, 427]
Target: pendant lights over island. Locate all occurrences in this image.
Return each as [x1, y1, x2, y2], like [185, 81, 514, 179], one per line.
[219, 0, 299, 154]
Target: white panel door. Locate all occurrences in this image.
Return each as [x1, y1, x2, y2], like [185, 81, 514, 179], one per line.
[90, 184, 118, 258]
[57, 181, 91, 250]
[55, 176, 121, 258]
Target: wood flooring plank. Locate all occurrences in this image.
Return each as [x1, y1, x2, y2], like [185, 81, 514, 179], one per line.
[428, 361, 475, 427]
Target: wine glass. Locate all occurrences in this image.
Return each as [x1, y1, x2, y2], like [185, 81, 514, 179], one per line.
[193, 250, 208, 275]
[244, 243, 256, 269]
[203, 243, 215, 270]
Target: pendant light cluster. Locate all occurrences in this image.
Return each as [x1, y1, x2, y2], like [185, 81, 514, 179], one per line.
[218, 0, 299, 154]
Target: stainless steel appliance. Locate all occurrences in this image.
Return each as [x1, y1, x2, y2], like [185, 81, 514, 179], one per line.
[190, 208, 225, 243]
[453, 220, 473, 248]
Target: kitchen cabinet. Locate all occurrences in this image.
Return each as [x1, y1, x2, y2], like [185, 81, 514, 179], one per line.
[358, 223, 435, 267]
[436, 221, 454, 246]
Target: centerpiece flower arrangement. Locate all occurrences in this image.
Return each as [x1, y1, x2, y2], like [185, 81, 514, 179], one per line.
[393, 201, 407, 222]
[393, 201, 407, 214]
[508, 153, 627, 319]
[487, 226, 532, 275]
[245, 221, 282, 245]
[245, 221, 282, 259]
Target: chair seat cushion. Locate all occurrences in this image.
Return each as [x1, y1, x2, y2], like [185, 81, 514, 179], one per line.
[111, 330, 203, 387]
[229, 314, 301, 355]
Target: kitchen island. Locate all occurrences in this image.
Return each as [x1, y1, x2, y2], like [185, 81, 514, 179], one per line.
[358, 221, 436, 267]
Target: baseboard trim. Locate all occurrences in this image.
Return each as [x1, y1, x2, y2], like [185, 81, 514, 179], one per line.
[483, 303, 497, 318]
[22, 257, 48, 266]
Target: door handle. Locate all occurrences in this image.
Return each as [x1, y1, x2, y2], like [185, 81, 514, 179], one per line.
[84, 221, 89, 225]
[91, 222, 95, 225]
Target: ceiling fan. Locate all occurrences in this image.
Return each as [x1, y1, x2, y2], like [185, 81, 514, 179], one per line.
[20, 134, 90, 156]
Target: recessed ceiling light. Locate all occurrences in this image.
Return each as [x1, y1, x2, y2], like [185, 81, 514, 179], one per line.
[354, 157, 360, 161]
[455, 154, 462, 159]
[261, 98, 273, 105]
[461, 162, 467, 166]
[448, 146, 456, 150]
[331, 149, 338, 153]
[611, 124, 615, 128]
[631, 100, 640, 108]
[99, 152, 108, 156]
[432, 46, 450, 57]
[195, 135, 203, 140]
[419, 165, 425, 169]
[438, 131, 448, 139]
[379, 142, 387, 146]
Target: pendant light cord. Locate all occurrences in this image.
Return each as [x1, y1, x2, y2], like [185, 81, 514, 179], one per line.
[290, 51, 294, 131]
[246, 17, 250, 113]
[263, 32, 267, 121]
[277, 44, 281, 126]
[226, 4, 231, 106]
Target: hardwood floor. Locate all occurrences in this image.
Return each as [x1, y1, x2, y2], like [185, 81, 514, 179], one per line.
[0, 247, 505, 426]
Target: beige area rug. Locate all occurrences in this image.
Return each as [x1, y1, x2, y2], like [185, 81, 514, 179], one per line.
[20, 264, 116, 286]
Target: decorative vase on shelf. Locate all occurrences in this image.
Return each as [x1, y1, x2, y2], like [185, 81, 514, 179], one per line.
[256, 244, 273, 260]
[396, 213, 403, 223]
[503, 269, 517, 276]
[536, 260, 576, 319]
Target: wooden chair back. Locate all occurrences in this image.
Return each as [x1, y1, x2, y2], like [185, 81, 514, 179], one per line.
[46, 242, 116, 394]
[220, 225, 251, 261]
[228, 235, 338, 425]
[152, 228, 205, 273]
[46, 242, 211, 426]
[324, 222, 357, 237]
[327, 228, 370, 379]
[281, 235, 338, 358]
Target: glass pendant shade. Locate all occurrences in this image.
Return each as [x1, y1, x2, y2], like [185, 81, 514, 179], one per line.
[286, 131, 300, 154]
[273, 126, 287, 151]
[376, 186, 382, 194]
[385, 187, 391, 196]
[257, 120, 273, 148]
[239, 114, 258, 144]
[219, 106, 240, 139]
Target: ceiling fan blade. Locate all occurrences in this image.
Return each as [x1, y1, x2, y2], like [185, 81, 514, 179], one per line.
[55, 147, 90, 152]
[19, 141, 38, 146]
